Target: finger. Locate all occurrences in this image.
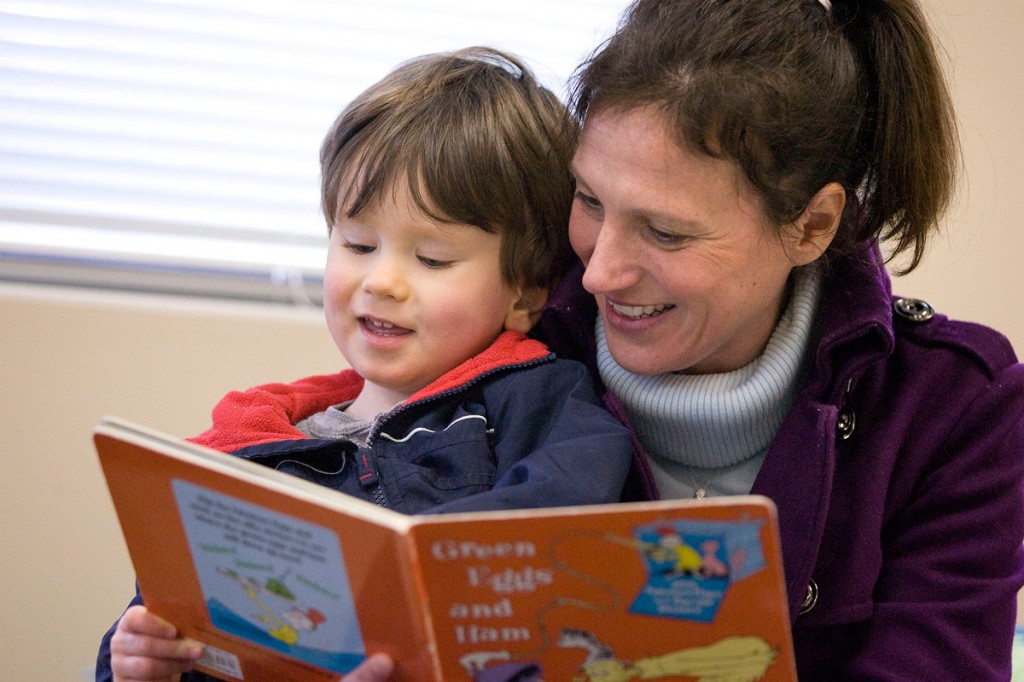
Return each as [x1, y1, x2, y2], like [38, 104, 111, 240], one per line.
[112, 631, 203, 661]
[111, 639, 203, 682]
[340, 653, 395, 682]
[112, 651, 192, 682]
[118, 606, 179, 639]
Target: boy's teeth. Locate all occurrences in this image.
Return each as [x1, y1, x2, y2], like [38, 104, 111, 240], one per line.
[370, 319, 394, 329]
[611, 303, 672, 319]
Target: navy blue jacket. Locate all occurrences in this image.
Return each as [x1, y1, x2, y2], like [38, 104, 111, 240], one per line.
[95, 331, 632, 680]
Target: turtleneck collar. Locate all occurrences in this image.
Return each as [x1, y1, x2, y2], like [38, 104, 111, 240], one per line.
[597, 264, 822, 478]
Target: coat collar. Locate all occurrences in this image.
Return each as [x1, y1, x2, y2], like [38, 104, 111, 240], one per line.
[406, 330, 551, 403]
[191, 331, 551, 453]
[754, 243, 897, 617]
[805, 243, 895, 401]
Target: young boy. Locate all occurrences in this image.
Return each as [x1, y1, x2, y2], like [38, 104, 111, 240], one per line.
[97, 47, 632, 681]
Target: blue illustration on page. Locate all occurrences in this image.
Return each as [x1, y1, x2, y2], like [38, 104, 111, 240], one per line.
[173, 480, 365, 674]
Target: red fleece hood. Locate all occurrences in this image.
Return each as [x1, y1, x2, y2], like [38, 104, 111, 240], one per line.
[189, 331, 551, 453]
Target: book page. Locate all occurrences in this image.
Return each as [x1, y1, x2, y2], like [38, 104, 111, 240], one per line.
[173, 480, 365, 675]
[96, 419, 438, 681]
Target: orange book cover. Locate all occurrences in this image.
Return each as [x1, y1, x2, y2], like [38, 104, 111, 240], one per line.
[95, 416, 797, 682]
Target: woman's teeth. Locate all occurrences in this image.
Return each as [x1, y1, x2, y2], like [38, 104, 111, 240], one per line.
[610, 302, 673, 319]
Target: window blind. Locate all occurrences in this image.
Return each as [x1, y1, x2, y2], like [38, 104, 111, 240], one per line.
[0, 0, 625, 304]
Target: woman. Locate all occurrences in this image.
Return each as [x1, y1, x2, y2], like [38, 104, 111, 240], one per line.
[211, 0, 1024, 680]
[536, 0, 1024, 678]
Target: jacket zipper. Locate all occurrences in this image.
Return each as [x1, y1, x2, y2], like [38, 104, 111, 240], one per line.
[359, 354, 553, 509]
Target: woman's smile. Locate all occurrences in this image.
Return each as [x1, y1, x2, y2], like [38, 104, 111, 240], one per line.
[606, 300, 676, 320]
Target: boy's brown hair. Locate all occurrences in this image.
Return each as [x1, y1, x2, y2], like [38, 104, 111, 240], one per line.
[321, 46, 577, 291]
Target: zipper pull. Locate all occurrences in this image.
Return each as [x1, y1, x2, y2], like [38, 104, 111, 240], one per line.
[355, 448, 389, 507]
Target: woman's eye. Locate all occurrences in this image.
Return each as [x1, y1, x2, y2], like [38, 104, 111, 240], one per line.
[418, 255, 454, 269]
[647, 226, 685, 246]
[574, 191, 602, 214]
[343, 240, 375, 254]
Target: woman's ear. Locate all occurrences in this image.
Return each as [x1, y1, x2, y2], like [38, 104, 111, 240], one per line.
[504, 286, 549, 334]
[785, 181, 845, 266]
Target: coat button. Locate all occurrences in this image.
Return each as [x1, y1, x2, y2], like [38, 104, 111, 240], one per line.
[836, 409, 856, 440]
[800, 579, 819, 614]
[893, 297, 935, 322]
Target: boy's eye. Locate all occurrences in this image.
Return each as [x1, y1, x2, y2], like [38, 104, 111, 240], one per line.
[343, 240, 375, 254]
[418, 255, 454, 269]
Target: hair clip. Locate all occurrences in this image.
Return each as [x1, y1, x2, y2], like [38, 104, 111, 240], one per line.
[818, 0, 832, 10]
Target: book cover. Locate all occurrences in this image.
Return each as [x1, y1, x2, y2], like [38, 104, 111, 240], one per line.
[95, 416, 797, 681]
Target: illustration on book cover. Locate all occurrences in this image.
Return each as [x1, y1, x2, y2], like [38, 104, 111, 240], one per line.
[172, 480, 366, 675]
[429, 517, 782, 681]
[171, 476, 785, 681]
[627, 519, 765, 622]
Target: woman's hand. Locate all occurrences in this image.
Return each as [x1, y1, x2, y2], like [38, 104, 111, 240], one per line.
[110, 605, 203, 681]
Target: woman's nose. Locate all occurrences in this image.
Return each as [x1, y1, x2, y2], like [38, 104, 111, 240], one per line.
[580, 223, 639, 295]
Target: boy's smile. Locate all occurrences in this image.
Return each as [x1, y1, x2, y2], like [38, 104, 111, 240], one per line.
[323, 181, 529, 418]
[358, 315, 412, 343]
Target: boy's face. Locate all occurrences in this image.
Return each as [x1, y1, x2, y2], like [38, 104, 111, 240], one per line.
[324, 180, 529, 410]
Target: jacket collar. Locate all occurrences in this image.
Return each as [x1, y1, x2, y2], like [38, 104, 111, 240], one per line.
[406, 330, 552, 403]
[190, 331, 551, 453]
[537, 259, 600, 380]
[806, 243, 895, 401]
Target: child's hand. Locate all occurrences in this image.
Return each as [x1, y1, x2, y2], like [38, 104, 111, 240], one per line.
[110, 605, 203, 681]
[338, 653, 395, 681]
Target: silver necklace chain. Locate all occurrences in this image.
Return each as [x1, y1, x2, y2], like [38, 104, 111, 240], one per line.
[687, 470, 715, 500]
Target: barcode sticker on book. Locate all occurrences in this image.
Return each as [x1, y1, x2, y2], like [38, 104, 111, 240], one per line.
[197, 643, 243, 679]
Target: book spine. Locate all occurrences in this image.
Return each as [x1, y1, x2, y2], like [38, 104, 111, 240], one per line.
[399, 530, 444, 682]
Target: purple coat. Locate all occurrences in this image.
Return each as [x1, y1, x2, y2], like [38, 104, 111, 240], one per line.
[537, 245, 1024, 681]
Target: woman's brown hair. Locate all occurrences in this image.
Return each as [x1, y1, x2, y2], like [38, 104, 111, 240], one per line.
[571, 0, 959, 273]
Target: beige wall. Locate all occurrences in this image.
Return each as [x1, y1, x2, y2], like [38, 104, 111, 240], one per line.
[897, 0, 1024, 350]
[1, 287, 342, 680]
[1, 1, 1021, 679]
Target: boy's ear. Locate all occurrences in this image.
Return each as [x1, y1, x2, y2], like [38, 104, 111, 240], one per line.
[504, 286, 549, 334]
[785, 181, 845, 266]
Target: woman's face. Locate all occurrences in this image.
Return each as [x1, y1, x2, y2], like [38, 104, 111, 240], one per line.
[569, 106, 806, 376]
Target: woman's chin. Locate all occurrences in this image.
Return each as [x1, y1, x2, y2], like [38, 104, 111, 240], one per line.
[605, 339, 688, 376]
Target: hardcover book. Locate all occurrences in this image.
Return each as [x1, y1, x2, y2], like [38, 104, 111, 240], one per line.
[95, 416, 797, 681]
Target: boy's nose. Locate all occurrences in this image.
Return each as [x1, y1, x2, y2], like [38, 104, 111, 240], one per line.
[362, 255, 410, 300]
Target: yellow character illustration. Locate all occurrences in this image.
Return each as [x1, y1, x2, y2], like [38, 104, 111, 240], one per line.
[560, 628, 778, 682]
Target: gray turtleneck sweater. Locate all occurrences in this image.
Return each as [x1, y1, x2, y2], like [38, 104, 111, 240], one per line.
[597, 264, 822, 499]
